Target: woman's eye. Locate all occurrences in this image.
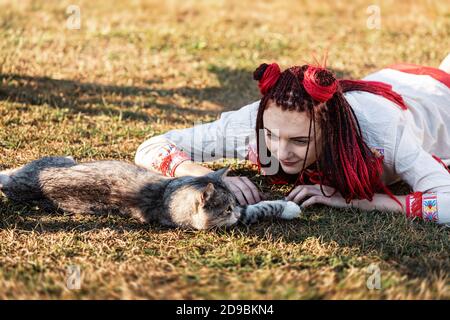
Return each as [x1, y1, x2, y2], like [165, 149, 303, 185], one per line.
[292, 139, 308, 145]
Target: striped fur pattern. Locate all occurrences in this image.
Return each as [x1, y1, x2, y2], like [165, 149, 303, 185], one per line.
[0, 156, 300, 230]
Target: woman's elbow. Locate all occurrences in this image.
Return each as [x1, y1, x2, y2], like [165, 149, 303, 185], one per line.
[134, 141, 145, 166]
[134, 137, 160, 168]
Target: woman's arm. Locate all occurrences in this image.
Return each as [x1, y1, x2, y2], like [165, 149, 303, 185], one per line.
[135, 135, 263, 205]
[286, 184, 406, 213]
[134, 100, 264, 204]
[135, 101, 260, 175]
[288, 184, 450, 225]
[354, 194, 407, 212]
[287, 121, 450, 224]
[134, 135, 192, 177]
[392, 119, 450, 224]
[172, 160, 213, 177]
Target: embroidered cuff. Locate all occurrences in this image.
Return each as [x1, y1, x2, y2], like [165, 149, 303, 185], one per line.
[150, 144, 190, 177]
[405, 192, 439, 222]
[422, 193, 439, 222]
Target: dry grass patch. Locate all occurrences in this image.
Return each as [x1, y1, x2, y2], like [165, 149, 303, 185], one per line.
[0, 0, 449, 299]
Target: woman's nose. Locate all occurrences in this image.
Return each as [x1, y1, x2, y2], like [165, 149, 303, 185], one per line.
[277, 140, 293, 160]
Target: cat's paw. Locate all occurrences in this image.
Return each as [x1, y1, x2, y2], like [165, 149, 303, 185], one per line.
[281, 201, 301, 219]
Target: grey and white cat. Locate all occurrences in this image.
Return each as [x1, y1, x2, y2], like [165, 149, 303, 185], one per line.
[0, 156, 301, 230]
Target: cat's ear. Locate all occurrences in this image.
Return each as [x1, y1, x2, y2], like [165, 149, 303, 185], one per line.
[208, 166, 230, 181]
[200, 182, 215, 204]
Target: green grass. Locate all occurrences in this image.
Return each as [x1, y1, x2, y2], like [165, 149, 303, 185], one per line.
[0, 0, 449, 299]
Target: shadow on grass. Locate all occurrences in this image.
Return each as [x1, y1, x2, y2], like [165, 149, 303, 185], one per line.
[2, 194, 448, 282]
[0, 66, 354, 123]
[244, 209, 449, 280]
[0, 66, 261, 123]
[244, 175, 449, 280]
[0, 201, 162, 233]
[3, 66, 438, 281]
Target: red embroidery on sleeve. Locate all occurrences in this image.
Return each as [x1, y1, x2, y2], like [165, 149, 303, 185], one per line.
[406, 192, 423, 219]
[151, 144, 190, 177]
[406, 192, 439, 222]
[422, 193, 438, 222]
[432, 154, 450, 174]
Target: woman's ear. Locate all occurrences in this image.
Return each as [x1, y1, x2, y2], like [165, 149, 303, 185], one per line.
[199, 182, 215, 204]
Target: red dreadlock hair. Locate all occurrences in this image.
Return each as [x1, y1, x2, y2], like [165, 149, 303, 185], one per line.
[253, 62, 402, 206]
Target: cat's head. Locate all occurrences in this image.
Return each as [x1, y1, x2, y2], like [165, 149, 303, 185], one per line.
[189, 167, 241, 230]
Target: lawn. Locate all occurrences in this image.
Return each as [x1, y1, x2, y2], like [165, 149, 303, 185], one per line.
[0, 0, 449, 299]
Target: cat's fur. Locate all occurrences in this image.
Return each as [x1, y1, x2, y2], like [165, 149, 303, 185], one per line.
[0, 156, 301, 230]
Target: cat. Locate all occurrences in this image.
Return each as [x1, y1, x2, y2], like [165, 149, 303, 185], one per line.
[0, 156, 301, 230]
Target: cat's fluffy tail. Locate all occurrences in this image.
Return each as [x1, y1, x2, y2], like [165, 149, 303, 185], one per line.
[0, 166, 24, 190]
[0, 170, 12, 190]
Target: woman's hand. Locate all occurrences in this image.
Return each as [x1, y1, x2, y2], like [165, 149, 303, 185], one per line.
[286, 184, 405, 212]
[223, 176, 264, 205]
[175, 162, 264, 205]
[286, 184, 352, 209]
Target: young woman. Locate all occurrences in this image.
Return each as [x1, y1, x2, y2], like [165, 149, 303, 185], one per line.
[134, 54, 450, 225]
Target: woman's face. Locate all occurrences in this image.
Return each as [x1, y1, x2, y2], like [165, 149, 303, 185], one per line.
[262, 100, 321, 174]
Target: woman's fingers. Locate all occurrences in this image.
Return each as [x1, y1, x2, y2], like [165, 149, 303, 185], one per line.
[227, 182, 248, 206]
[293, 188, 312, 204]
[232, 178, 257, 204]
[293, 187, 323, 204]
[259, 191, 267, 200]
[301, 195, 328, 208]
[285, 185, 300, 201]
[301, 193, 350, 209]
[240, 177, 262, 203]
[286, 184, 336, 203]
[286, 185, 320, 203]
[223, 176, 264, 205]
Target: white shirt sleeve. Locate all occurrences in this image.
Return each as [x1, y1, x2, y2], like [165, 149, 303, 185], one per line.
[134, 100, 259, 175]
[394, 119, 450, 224]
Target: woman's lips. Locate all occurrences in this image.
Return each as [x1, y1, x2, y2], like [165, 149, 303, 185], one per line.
[280, 160, 300, 167]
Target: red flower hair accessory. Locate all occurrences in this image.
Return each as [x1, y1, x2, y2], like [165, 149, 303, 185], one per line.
[302, 66, 338, 103]
[255, 63, 281, 95]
